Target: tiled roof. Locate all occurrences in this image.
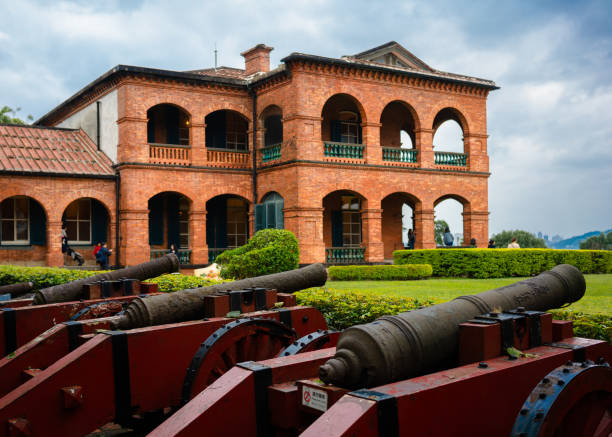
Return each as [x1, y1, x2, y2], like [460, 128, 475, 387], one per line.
[0, 124, 114, 177]
[187, 66, 250, 79]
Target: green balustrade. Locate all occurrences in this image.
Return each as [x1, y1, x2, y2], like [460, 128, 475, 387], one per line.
[262, 144, 282, 162]
[150, 249, 192, 264]
[208, 248, 227, 263]
[324, 142, 364, 159]
[434, 151, 467, 167]
[325, 247, 366, 264]
[382, 147, 418, 163]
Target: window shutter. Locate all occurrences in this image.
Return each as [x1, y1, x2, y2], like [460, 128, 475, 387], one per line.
[167, 106, 180, 145]
[275, 201, 284, 229]
[147, 120, 155, 143]
[91, 200, 107, 245]
[358, 125, 363, 144]
[205, 111, 227, 148]
[217, 198, 227, 248]
[29, 199, 46, 245]
[266, 202, 276, 229]
[255, 204, 266, 232]
[148, 196, 164, 245]
[331, 120, 342, 142]
[331, 211, 343, 247]
[166, 194, 180, 249]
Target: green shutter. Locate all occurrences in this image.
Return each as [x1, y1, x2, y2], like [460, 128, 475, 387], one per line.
[331, 211, 343, 247]
[266, 202, 276, 229]
[148, 196, 164, 245]
[167, 194, 180, 249]
[331, 120, 342, 142]
[91, 200, 108, 244]
[255, 204, 266, 232]
[29, 199, 46, 246]
[275, 201, 284, 229]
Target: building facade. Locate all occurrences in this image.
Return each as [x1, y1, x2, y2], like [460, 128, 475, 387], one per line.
[0, 42, 497, 267]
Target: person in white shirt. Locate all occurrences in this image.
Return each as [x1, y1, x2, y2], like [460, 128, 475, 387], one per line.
[507, 237, 520, 248]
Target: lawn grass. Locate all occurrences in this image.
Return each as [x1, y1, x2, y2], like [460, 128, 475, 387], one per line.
[322, 274, 612, 316]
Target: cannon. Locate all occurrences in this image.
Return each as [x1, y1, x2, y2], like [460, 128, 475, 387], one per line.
[32, 253, 179, 304]
[319, 264, 586, 388]
[0, 282, 34, 299]
[112, 262, 327, 329]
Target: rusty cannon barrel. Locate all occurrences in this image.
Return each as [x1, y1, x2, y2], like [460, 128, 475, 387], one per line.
[33, 254, 180, 305]
[112, 263, 327, 330]
[319, 264, 586, 389]
[0, 282, 34, 298]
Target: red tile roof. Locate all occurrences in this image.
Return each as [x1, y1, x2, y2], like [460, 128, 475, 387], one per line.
[186, 66, 249, 79]
[0, 124, 114, 177]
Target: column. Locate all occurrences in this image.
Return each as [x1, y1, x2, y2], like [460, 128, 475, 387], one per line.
[109, 220, 118, 266]
[45, 220, 64, 267]
[117, 117, 149, 163]
[464, 133, 489, 173]
[361, 208, 384, 262]
[414, 208, 436, 249]
[119, 209, 149, 266]
[190, 210, 208, 264]
[415, 128, 434, 168]
[462, 211, 489, 248]
[191, 122, 207, 166]
[362, 122, 382, 164]
[284, 207, 325, 264]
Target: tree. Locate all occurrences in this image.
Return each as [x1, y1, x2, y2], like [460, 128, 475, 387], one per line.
[490, 230, 547, 248]
[0, 106, 33, 125]
[434, 220, 450, 246]
[580, 232, 612, 250]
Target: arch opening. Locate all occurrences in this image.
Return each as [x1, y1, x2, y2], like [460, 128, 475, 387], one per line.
[260, 106, 283, 147]
[434, 197, 465, 247]
[206, 110, 249, 151]
[381, 193, 418, 258]
[433, 108, 466, 153]
[321, 94, 364, 144]
[1, 196, 47, 247]
[380, 101, 418, 149]
[148, 192, 191, 262]
[147, 104, 191, 146]
[206, 194, 250, 262]
[255, 192, 284, 231]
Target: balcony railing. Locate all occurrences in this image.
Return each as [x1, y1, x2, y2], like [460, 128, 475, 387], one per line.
[208, 248, 227, 263]
[324, 142, 364, 159]
[434, 151, 467, 167]
[325, 247, 366, 264]
[382, 147, 418, 163]
[207, 148, 250, 168]
[149, 143, 191, 166]
[261, 144, 281, 163]
[150, 248, 192, 264]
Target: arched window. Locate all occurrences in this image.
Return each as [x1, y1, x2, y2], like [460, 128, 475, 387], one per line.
[1, 197, 30, 244]
[255, 192, 284, 231]
[264, 115, 283, 146]
[206, 110, 249, 151]
[62, 198, 109, 245]
[339, 195, 361, 247]
[147, 104, 190, 146]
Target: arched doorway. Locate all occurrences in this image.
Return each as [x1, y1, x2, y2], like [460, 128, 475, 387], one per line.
[148, 192, 191, 263]
[380, 101, 419, 163]
[321, 94, 365, 159]
[206, 195, 250, 262]
[433, 108, 467, 167]
[381, 193, 418, 258]
[61, 197, 110, 266]
[434, 197, 466, 247]
[322, 190, 366, 263]
[205, 110, 249, 151]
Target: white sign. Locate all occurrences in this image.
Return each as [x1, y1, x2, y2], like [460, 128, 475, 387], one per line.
[302, 385, 328, 412]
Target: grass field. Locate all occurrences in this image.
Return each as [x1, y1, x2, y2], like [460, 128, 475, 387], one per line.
[323, 274, 612, 316]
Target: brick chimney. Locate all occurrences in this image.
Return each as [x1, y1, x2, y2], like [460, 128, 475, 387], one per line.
[241, 44, 274, 76]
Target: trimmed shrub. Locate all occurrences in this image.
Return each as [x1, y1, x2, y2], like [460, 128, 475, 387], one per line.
[0, 265, 99, 290]
[295, 288, 437, 329]
[549, 310, 612, 343]
[328, 264, 432, 281]
[393, 249, 612, 278]
[146, 273, 223, 292]
[216, 229, 299, 279]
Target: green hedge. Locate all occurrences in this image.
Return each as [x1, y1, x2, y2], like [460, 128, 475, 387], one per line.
[393, 249, 612, 278]
[295, 288, 437, 329]
[216, 229, 299, 279]
[549, 310, 612, 342]
[328, 264, 432, 281]
[0, 265, 221, 294]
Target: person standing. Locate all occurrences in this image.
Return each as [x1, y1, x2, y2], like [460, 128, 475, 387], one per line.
[443, 227, 454, 247]
[488, 239, 496, 248]
[408, 229, 416, 249]
[507, 237, 520, 249]
[96, 242, 112, 270]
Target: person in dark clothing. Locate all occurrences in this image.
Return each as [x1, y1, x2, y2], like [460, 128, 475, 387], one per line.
[96, 243, 112, 270]
[488, 239, 496, 248]
[443, 227, 454, 247]
[167, 244, 178, 256]
[66, 247, 84, 266]
[470, 238, 477, 248]
[407, 229, 416, 249]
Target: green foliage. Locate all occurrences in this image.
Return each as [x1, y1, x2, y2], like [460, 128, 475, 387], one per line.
[0, 106, 32, 125]
[328, 264, 432, 281]
[393, 249, 612, 278]
[490, 229, 547, 248]
[216, 229, 299, 279]
[0, 265, 99, 290]
[146, 273, 223, 292]
[295, 288, 437, 329]
[434, 220, 449, 246]
[580, 231, 612, 250]
[549, 310, 612, 342]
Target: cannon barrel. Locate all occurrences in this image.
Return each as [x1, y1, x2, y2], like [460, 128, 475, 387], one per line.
[32, 254, 180, 305]
[0, 281, 34, 298]
[112, 263, 327, 330]
[319, 264, 586, 389]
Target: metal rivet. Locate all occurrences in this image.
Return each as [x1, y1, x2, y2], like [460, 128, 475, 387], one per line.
[541, 378, 549, 384]
[478, 362, 488, 369]
[520, 408, 529, 416]
[302, 316, 309, 323]
[565, 360, 573, 366]
[535, 412, 544, 420]
[562, 368, 570, 373]
[557, 380, 565, 386]
[539, 393, 546, 399]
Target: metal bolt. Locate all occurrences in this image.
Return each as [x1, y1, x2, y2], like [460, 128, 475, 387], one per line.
[565, 360, 573, 366]
[489, 312, 499, 318]
[308, 334, 313, 339]
[516, 307, 526, 313]
[302, 316, 309, 323]
[539, 393, 546, 399]
[520, 408, 529, 416]
[535, 412, 544, 420]
[478, 362, 488, 369]
[541, 378, 550, 384]
[557, 380, 565, 386]
[563, 368, 570, 373]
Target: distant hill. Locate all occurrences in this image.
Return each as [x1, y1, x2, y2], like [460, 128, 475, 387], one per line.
[549, 229, 612, 250]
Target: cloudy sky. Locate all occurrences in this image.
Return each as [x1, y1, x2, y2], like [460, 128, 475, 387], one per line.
[1, 0, 610, 239]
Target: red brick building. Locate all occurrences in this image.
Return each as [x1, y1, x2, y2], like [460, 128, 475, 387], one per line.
[0, 42, 497, 267]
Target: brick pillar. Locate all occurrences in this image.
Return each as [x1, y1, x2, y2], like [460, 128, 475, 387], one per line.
[190, 209, 208, 264]
[415, 128, 434, 168]
[109, 220, 118, 266]
[463, 211, 489, 248]
[191, 122, 207, 166]
[117, 117, 148, 163]
[46, 220, 64, 267]
[362, 122, 382, 164]
[119, 209, 149, 266]
[414, 208, 436, 249]
[362, 208, 384, 262]
[464, 133, 489, 173]
[284, 207, 325, 264]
